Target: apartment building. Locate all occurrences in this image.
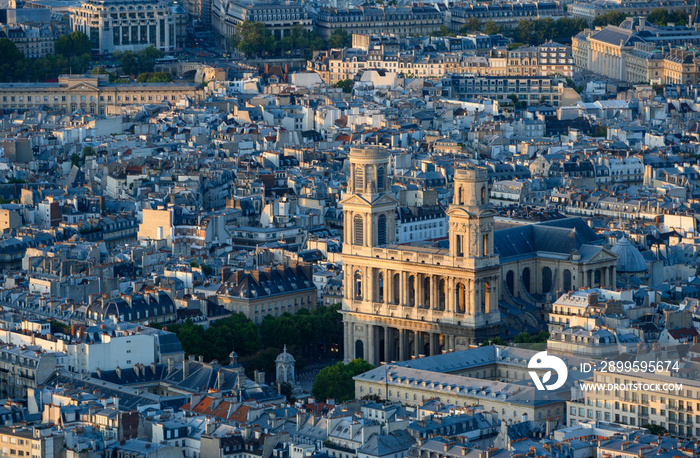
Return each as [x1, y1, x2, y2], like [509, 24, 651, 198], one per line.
[568, 0, 695, 22]
[0, 75, 201, 115]
[0, 25, 54, 58]
[308, 43, 573, 85]
[449, 74, 566, 107]
[69, 0, 178, 54]
[0, 344, 62, 399]
[448, 2, 563, 29]
[217, 263, 317, 324]
[315, 6, 442, 39]
[212, 0, 311, 47]
[0, 426, 64, 458]
[567, 368, 699, 438]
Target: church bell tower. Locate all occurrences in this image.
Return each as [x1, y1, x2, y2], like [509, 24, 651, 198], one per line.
[446, 167, 501, 328]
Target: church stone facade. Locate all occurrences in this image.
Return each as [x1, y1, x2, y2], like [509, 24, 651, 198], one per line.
[341, 146, 502, 365]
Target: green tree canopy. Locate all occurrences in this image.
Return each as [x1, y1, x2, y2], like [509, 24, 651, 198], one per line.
[328, 29, 352, 48]
[0, 39, 27, 82]
[55, 31, 92, 58]
[431, 25, 453, 37]
[334, 79, 354, 93]
[593, 12, 628, 27]
[647, 8, 687, 26]
[483, 21, 500, 35]
[231, 21, 276, 57]
[136, 72, 172, 83]
[312, 359, 373, 402]
[460, 18, 482, 34]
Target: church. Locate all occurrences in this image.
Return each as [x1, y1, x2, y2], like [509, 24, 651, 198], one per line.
[341, 146, 618, 365]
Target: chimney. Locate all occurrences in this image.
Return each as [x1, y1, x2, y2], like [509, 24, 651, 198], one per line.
[218, 370, 225, 389]
[116, 366, 122, 379]
[199, 355, 204, 363]
[168, 358, 174, 373]
[96, 368, 102, 378]
[183, 360, 189, 378]
[222, 267, 231, 283]
[134, 364, 140, 376]
[150, 362, 156, 374]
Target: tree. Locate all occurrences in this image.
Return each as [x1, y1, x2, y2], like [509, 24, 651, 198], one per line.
[514, 330, 550, 344]
[334, 79, 353, 93]
[483, 21, 500, 35]
[136, 72, 172, 83]
[55, 31, 92, 58]
[647, 8, 669, 26]
[120, 51, 139, 76]
[312, 359, 373, 402]
[593, 12, 628, 27]
[593, 124, 607, 138]
[643, 424, 668, 436]
[431, 25, 453, 37]
[460, 18, 482, 34]
[137, 46, 164, 73]
[70, 153, 81, 168]
[0, 39, 26, 82]
[231, 21, 276, 57]
[329, 29, 351, 48]
[488, 336, 507, 345]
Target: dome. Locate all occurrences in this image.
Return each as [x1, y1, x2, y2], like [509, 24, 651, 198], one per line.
[275, 345, 295, 364]
[611, 237, 647, 273]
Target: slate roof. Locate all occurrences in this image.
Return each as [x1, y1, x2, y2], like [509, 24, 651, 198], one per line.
[218, 264, 315, 299]
[357, 431, 415, 457]
[494, 217, 604, 261]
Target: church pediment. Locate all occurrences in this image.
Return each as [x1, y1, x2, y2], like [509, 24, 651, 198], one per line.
[370, 194, 399, 206]
[67, 83, 99, 92]
[580, 245, 617, 263]
[340, 194, 371, 206]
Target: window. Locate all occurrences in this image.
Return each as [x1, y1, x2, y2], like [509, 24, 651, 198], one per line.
[377, 214, 387, 245]
[353, 215, 364, 245]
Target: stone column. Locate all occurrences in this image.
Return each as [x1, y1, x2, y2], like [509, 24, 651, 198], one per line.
[416, 273, 423, 308]
[367, 266, 374, 304]
[384, 269, 390, 304]
[399, 329, 406, 361]
[414, 331, 421, 358]
[384, 326, 391, 363]
[344, 322, 351, 362]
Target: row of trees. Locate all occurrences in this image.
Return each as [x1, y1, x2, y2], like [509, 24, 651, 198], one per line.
[0, 31, 92, 82]
[230, 22, 351, 58]
[158, 304, 343, 378]
[312, 359, 374, 402]
[435, 8, 684, 46]
[0, 31, 167, 83]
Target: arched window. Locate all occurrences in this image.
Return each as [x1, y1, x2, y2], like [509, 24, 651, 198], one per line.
[422, 277, 430, 309]
[456, 282, 466, 313]
[542, 267, 552, 293]
[408, 275, 416, 307]
[523, 267, 531, 293]
[355, 340, 364, 359]
[563, 269, 572, 292]
[483, 281, 490, 313]
[506, 271, 514, 295]
[392, 273, 400, 305]
[377, 272, 384, 302]
[377, 166, 385, 192]
[353, 215, 364, 246]
[354, 166, 364, 192]
[377, 214, 387, 245]
[438, 279, 446, 311]
[354, 270, 362, 299]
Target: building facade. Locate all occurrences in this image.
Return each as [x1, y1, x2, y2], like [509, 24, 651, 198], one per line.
[69, 0, 178, 54]
[341, 146, 502, 365]
[0, 25, 55, 58]
[0, 75, 201, 114]
[315, 6, 442, 39]
[212, 0, 311, 47]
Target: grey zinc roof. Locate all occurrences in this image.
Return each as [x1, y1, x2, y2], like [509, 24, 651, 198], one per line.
[357, 431, 415, 457]
[610, 237, 647, 273]
[494, 217, 604, 261]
